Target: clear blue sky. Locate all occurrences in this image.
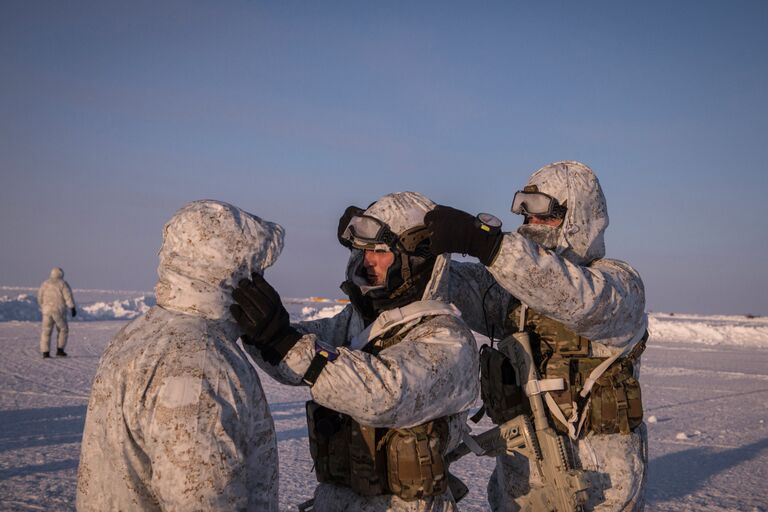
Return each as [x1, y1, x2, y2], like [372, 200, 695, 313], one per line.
[2, 1, 767, 315]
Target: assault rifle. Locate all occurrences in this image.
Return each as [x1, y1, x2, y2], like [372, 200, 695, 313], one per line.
[448, 330, 590, 511]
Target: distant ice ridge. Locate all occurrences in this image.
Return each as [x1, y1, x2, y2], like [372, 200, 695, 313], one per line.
[0, 294, 42, 322]
[2, 288, 767, 349]
[300, 304, 347, 321]
[0, 293, 156, 321]
[0, 289, 349, 323]
[81, 296, 155, 320]
[648, 312, 768, 348]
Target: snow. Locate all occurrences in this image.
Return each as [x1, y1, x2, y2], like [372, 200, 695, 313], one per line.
[4, 288, 768, 350]
[1, 292, 767, 510]
[0, 287, 156, 322]
[649, 312, 768, 348]
[299, 304, 347, 321]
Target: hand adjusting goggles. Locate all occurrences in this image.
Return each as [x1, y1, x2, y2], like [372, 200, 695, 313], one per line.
[511, 189, 567, 219]
[340, 214, 430, 256]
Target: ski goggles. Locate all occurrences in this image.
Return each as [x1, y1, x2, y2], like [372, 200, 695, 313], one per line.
[340, 215, 398, 250]
[511, 190, 566, 218]
[341, 215, 430, 254]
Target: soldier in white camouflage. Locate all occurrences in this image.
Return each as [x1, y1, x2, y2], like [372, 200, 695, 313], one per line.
[77, 200, 283, 511]
[37, 267, 76, 357]
[231, 191, 480, 511]
[425, 161, 648, 511]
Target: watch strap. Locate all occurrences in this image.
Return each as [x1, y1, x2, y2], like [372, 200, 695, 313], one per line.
[302, 345, 338, 386]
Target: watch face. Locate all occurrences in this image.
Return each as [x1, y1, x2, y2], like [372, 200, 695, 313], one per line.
[477, 212, 502, 229]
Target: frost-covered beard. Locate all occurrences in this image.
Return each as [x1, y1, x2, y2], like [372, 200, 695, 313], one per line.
[517, 224, 560, 250]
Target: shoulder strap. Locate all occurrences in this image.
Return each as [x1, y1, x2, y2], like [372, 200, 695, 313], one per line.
[349, 300, 462, 350]
[579, 316, 649, 398]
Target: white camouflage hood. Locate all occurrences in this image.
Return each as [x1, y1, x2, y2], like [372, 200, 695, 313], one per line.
[347, 191, 450, 301]
[155, 200, 285, 320]
[525, 161, 608, 265]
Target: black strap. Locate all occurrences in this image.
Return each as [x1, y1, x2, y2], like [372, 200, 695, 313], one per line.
[302, 350, 332, 386]
[469, 405, 486, 424]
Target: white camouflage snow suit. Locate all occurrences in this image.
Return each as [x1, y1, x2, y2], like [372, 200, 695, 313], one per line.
[38, 267, 76, 353]
[76, 200, 284, 511]
[449, 161, 648, 511]
[247, 192, 480, 512]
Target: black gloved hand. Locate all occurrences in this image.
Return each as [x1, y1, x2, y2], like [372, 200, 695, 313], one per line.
[70, 307, 76, 317]
[337, 205, 365, 248]
[425, 205, 503, 266]
[230, 273, 302, 365]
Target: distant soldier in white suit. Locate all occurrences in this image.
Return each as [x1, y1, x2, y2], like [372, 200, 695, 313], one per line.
[77, 200, 283, 511]
[38, 267, 76, 358]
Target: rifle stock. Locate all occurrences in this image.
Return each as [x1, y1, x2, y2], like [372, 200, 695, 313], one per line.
[499, 331, 590, 512]
[446, 414, 537, 464]
[448, 331, 590, 511]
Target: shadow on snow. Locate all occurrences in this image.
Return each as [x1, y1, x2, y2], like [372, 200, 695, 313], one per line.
[647, 436, 768, 502]
[0, 405, 86, 454]
[0, 459, 79, 481]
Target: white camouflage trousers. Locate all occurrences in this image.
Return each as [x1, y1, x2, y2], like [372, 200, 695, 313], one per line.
[40, 311, 68, 353]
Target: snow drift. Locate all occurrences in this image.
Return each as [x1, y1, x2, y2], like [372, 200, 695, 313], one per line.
[648, 312, 768, 348]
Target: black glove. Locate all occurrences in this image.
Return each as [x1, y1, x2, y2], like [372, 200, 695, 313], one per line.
[230, 273, 302, 365]
[337, 205, 365, 248]
[425, 205, 503, 266]
[70, 307, 77, 317]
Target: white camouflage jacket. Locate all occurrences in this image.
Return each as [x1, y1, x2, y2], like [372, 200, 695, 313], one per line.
[77, 200, 284, 512]
[247, 250, 480, 511]
[448, 162, 648, 511]
[37, 267, 75, 315]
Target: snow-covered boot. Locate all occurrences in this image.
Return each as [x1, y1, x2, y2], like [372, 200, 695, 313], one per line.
[56, 348, 67, 357]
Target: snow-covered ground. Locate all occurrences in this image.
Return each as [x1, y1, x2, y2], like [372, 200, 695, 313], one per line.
[1, 291, 767, 510]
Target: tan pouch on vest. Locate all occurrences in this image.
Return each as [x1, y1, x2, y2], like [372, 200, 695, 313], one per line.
[588, 360, 643, 435]
[382, 421, 449, 501]
[544, 356, 643, 435]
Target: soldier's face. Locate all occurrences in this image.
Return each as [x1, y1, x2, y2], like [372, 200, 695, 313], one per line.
[363, 250, 395, 286]
[527, 215, 563, 227]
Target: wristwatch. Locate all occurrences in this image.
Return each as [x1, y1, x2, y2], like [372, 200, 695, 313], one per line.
[475, 212, 502, 234]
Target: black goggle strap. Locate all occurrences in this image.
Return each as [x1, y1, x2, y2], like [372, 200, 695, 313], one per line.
[390, 225, 435, 299]
[398, 225, 430, 254]
[400, 251, 411, 283]
[394, 227, 422, 285]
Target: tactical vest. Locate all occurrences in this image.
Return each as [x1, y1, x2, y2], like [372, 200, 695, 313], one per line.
[480, 303, 645, 436]
[306, 319, 449, 501]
